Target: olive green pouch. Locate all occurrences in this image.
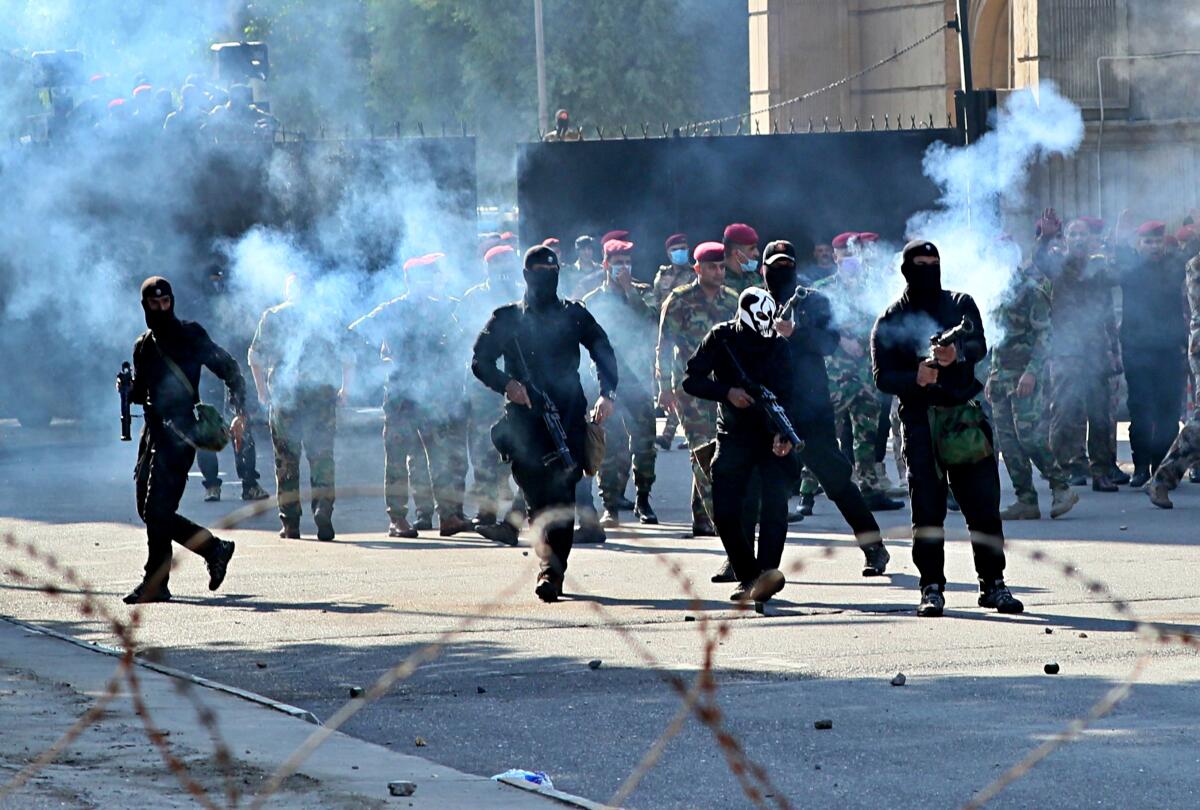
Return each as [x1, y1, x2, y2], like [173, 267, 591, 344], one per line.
[929, 401, 993, 468]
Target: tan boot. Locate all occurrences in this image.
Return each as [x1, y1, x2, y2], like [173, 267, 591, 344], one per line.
[999, 501, 1040, 520]
[1050, 489, 1079, 519]
[1148, 481, 1173, 509]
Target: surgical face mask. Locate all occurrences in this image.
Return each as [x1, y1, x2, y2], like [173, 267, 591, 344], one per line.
[669, 248, 688, 265]
[838, 255, 862, 275]
[740, 258, 759, 274]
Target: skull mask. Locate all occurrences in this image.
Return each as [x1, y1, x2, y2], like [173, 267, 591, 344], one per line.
[737, 287, 777, 338]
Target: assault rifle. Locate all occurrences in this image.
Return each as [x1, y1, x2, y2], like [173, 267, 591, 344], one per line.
[722, 344, 803, 452]
[513, 337, 577, 473]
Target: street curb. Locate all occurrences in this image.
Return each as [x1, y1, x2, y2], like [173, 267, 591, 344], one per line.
[1, 614, 320, 724]
[1, 614, 613, 809]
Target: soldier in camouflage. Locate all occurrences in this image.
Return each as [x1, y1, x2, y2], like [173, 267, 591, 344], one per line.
[248, 274, 353, 541]
[350, 253, 472, 539]
[985, 251, 1078, 520]
[583, 238, 659, 525]
[459, 245, 522, 538]
[1148, 232, 1200, 507]
[721, 223, 762, 295]
[652, 233, 692, 451]
[811, 241, 903, 511]
[657, 241, 740, 535]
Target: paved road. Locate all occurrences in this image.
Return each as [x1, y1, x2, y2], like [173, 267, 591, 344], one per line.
[1, 417, 1198, 808]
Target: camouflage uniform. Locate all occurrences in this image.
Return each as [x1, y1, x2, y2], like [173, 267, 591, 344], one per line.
[350, 295, 469, 523]
[564, 259, 604, 300]
[1046, 254, 1118, 476]
[249, 301, 348, 529]
[986, 269, 1069, 504]
[722, 265, 760, 296]
[812, 271, 885, 496]
[650, 263, 693, 443]
[459, 280, 516, 516]
[1152, 254, 1200, 488]
[583, 280, 658, 506]
[657, 280, 739, 523]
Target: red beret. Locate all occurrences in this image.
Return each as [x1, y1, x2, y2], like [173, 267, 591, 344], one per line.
[600, 230, 630, 245]
[831, 232, 857, 249]
[132, 84, 154, 97]
[1137, 221, 1166, 237]
[856, 232, 880, 243]
[542, 237, 560, 248]
[693, 241, 725, 264]
[665, 233, 688, 250]
[723, 223, 758, 245]
[89, 73, 108, 84]
[403, 252, 445, 271]
[499, 231, 516, 242]
[1176, 225, 1198, 243]
[107, 98, 126, 110]
[604, 239, 634, 258]
[1079, 216, 1106, 234]
[1164, 235, 1180, 249]
[484, 245, 515, 264]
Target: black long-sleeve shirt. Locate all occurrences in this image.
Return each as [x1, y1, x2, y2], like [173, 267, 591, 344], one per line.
[1115, 248, 1189, 353]
[471, 298, 618, 435]
[871, 290, 986, 417]
[131, 321, 246, 423]
[682, 322, 795, 438]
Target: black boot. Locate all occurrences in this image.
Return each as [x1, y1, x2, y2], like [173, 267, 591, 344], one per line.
[861, 543, 890, 577]
[122, 581, 172, 605]
[280, 518, 301, 539]
[206, 539, 235, 591]
[1190, 467, 1200, 484]
[799, 493, 815, 516]
[1091, 475, 1118, 492]
[315, 517, 335, 542]
[1109, 466, 1131, 486]
[1129, 467, 1151, 488]
[863, 490, 904, 512]
[472, 509, 497, 527]
[711, 558, 737, 583]
[978, 579, 1024, 614]
[614, 494, 636, 511]
[917, 584, 944, 617]
[634, 492, 658, 525]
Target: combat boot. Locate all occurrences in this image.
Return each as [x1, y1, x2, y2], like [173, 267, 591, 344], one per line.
[315, 517, 335, 542]
[634, 493, 658, 525]
[1109, 466, 1131, 486]
[573, 524, 607, 545]
[978, 579, 1024, 614]
[241, 483, 269, 501]
[438, 513, 472, 537]
[206, 540, 235, 591]
[413, 512, 434, 532]
[472, 509, 497, 527]
[999, 501, 1040, 520]
[599, 506, 620, 528]
[711, 558, 737, 583]
[203, 483, 221, 502]
[388, 516, 418, 538]
[861, 543, 890, 577]
[689, 518, 716, 538]
[654, 436, 671, 451]
[799, 492, 815, 516]
[1091, 475, 1118, 492]
[1147, 481, 1173, 509]
[1049, 488, 1080, 519]
[1129, 467, 1151, 488]
[477, 521, 520, 545]
[279, 519, 301, 539]
[535, 570, 562, 603]
[786, 506, 806, 523]
[916, 584, 944, 617]
[122, 582, 172, 605]
[614, 494, 636, 511]
[1190, 466, 1200, 484]
[1068, 473, 1089, 487]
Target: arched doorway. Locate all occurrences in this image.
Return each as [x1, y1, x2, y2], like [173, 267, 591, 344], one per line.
[972, 0, 1011, 89]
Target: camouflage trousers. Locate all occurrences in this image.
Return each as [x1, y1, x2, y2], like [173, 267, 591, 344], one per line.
[384, 398, 468, 520]
[989, 375, 1068, 503]
[1049, 358, 1115, 476]
[673, 388, 717, 523]
[270, 390, 337, 525]
[466, 388, 511, 516]
[659, 408, 680, 442]
[827, 377, 883, 494]
[1153, 415, 1200, 488]
[598, 389, 657, 506]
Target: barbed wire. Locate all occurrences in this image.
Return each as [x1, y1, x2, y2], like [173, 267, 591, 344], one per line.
[1, 476, 1197, 808]
[687, 22, 950, 131]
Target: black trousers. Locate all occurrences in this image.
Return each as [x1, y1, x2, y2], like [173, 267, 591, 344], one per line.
[712, 433, 793, 584]
[197, 424, 260, 489]
[798, 415, 881, 541]
[901, 415, 1006, 589]
[135, 421, 218, 588]
[510, 458, 581, 577]
[874, 393, 894, 464]
[1124, 352, 1186, 471]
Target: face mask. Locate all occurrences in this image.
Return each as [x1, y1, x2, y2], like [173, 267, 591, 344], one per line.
[523, 268, 559, 307]
[143, 303, 179, 334]
[740, 258, 759, 274]
[901, 261, 941, 301]
[736, 287, 777, 338]
[669, 248, 688, 265]
[839, 256, 862, 275]
[763, 264, 797, 305]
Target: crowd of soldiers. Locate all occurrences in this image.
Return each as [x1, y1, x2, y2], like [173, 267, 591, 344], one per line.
[120, 210, 1200, 613]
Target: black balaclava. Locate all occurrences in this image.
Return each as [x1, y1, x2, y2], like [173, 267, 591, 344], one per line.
[763, 262, 797, 306]
[140, 276, 180, 335]
[523, 245, 560, 309]
[900, 239, 942, 311]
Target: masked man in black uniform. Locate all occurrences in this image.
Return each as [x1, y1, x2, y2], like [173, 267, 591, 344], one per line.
[762, 240, 890, 576]
[471, 246, 618, 602]
[125, 277, 244, 604]
[870, 241, 1023, 618]
[682, 287, 796, 603]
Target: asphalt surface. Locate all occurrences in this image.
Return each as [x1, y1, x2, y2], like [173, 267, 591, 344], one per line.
[1, 414, 1198, 808]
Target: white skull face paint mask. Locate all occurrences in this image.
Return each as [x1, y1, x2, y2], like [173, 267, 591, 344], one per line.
[737, 287, 777, 338]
